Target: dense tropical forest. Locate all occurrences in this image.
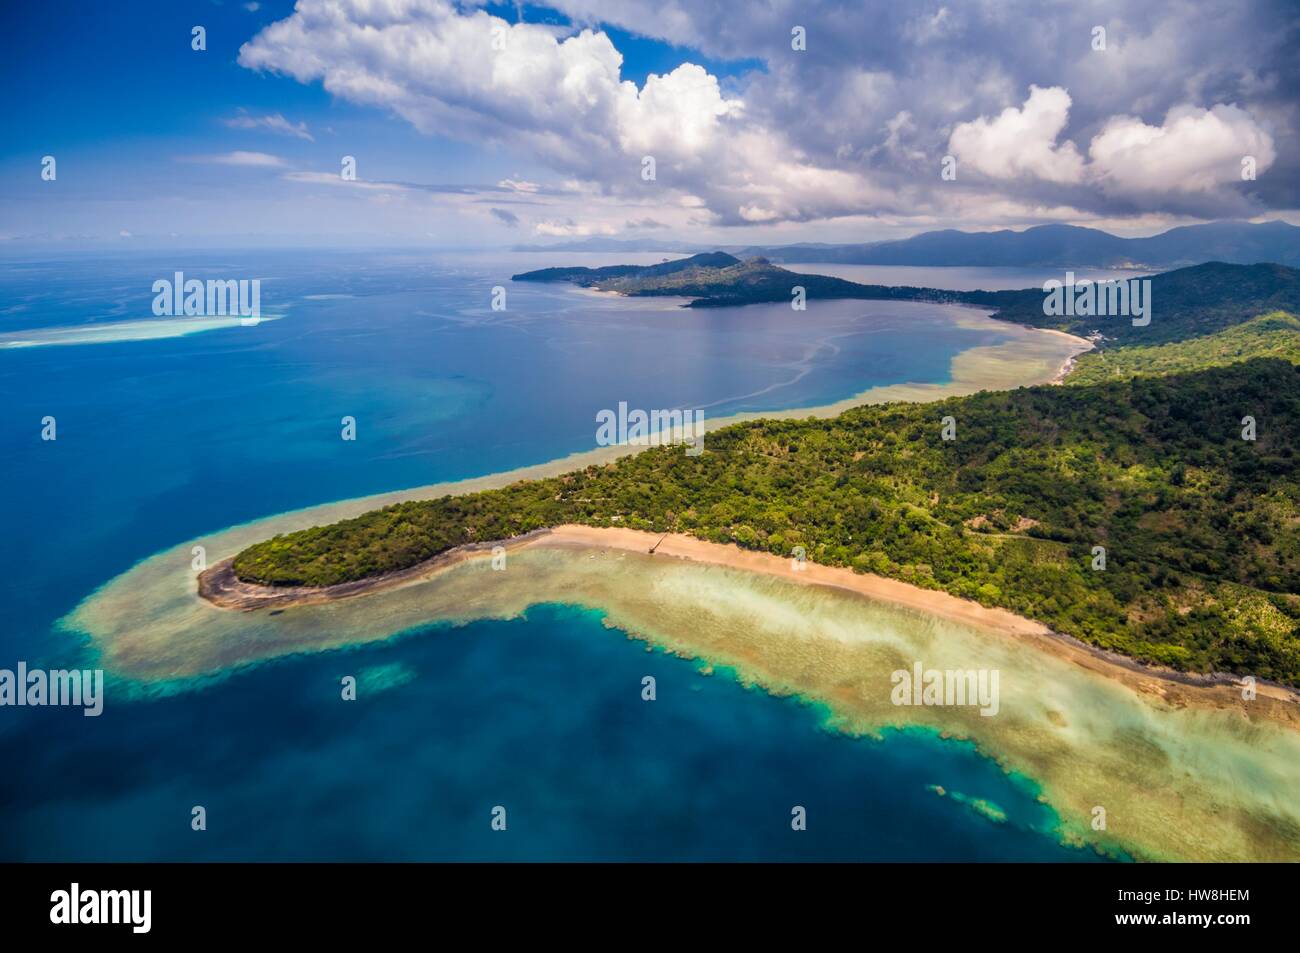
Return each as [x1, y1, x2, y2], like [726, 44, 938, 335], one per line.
[1067, 311, 1300, 384]
[234, 336, 1300, 684]
[235, 261, 1300, 681]
[992, 261, 1300, 345]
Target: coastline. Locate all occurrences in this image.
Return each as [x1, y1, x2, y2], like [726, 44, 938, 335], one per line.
[66, 314, 1300, 862]
[200, 524, 1300, 724]
[537, 528, 1300, 717]
[66, 310, 1094, 684]
[192, 306, 1091, 617]
[178, 524, 1300, 862]
[69, 305, 1089, 674]
[1046, 331, 1096, 383]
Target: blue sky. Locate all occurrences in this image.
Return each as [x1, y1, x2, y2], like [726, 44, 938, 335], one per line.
[3, 1, 537, 245]
[3, 0, 1296, 249]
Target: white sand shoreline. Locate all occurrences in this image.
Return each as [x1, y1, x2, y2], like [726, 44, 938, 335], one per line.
[201, 523, 1300, 719]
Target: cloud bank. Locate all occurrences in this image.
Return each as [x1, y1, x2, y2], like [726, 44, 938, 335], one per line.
[237, 0, 1297, 232]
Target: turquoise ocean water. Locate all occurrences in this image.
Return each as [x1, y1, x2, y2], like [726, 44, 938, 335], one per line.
[0, 250, 1105, 860]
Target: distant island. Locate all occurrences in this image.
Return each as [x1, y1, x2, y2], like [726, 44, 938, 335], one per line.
[513, 251, 980, 308]
[515, 254, 1300, 345]
[225, 260, 1300, 686]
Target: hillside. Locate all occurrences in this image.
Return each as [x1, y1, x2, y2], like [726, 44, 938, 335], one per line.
[235, 257, 1300, 683]
[1067, 312, 1300, 385]
[986, 261, 1300, 345]
[233, 358, 1300, 685]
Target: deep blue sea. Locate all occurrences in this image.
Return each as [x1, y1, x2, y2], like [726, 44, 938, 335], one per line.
[0, 249, 1103, 860]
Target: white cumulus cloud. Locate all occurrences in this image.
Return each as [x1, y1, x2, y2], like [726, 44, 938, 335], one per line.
[949, 87, 1276, 202]
[948, 85, 1086, 184]
[236, 0, 887, 226]
[1088, 103, 1276, 194]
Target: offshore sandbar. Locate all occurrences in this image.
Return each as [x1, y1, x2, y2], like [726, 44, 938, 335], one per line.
[0, 314, 279, 349]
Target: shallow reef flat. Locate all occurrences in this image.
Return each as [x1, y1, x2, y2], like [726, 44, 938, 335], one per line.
[68, 521, 1300, 863]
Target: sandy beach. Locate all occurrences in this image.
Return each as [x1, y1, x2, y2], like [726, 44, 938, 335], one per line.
[201, 523, 1300, 727]
[79, 480, 1300, 863]
[534, 527, 1300, 719]
[1046, 331, 1097, 383]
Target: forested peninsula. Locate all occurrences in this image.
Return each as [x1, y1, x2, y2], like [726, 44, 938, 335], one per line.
[230, 261, 1300, 684]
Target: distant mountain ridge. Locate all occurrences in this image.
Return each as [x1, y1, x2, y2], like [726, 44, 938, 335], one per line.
[514, 220, 1300, 269]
